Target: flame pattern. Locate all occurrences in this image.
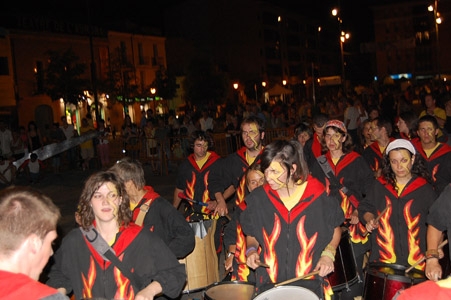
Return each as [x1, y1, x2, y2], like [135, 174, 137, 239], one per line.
[404, 200, 425, 270]
[431, 164, 439, 183]
[262, 213, 281, 282]
[113, 262, 134, 300]
[376, 197, 396, 263]
[296, 215, 318, 277]
[235, 223, 250, 281]
[81, 257, 96, 299]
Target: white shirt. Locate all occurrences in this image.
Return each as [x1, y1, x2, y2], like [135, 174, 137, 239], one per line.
[0, 129, 13, 157]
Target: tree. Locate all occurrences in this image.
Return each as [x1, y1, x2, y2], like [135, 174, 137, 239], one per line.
[97, 46, 138, 109]
[43, 48, 89, 105]
[150, 66, 177, 100]
[182, 58, 228, 109]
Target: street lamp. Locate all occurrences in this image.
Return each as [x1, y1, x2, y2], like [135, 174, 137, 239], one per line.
[428, 1, 442, 79]
[340, 31, 350, 94]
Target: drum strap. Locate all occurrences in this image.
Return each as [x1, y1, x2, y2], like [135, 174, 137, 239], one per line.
[316, 155, 348, 194]
[80, 226, 143, 289]
[135, 198, 154, 226]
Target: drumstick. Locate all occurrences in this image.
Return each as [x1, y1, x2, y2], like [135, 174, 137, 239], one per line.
[238, 261, 270, 268]
[178, 192, 209, 207]
[362, 204, 390, 237]
[405, 239, 448, 274]
[274, 270, 321, 287]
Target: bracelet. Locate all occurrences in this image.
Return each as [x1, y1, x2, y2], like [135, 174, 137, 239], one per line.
[227, 252, 235, 258]
[245, 246, 258, 257]
[325, 244, 336, 256]
[425, 249, 439, 260]
[321, 250, 335, 262]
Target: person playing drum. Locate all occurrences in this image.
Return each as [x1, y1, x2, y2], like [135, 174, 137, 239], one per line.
[241, 140, 344, 299]
[425, 182, 451, 281]
[223, 163, 265, 280]
[110, 157, 195, 259]
[309, 120, 376, 299]
[359, 139, 436, 271]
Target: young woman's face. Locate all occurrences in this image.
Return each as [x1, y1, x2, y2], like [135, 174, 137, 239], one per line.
[264, 160, 291, 191]
[389, 149, 414, 181]
[91, 182, 122, 223]
[324, 128, 345, 152]
[396, 118, 408, 134]
[246, 170, 265, 192]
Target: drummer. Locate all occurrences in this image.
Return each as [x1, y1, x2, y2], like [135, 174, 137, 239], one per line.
[223, 163, 265, 280]
[309, 120, 375, 299]
[359, 139, 436, 270]
[425, 183, 451, 281]
[241, 140, 344, 299]
[109, 157, 195, 259]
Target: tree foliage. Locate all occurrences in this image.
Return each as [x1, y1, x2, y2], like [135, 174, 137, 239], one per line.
[43, 48, 89, 105]
[182, 58, 228, 108]
[151, 66, 177, 100]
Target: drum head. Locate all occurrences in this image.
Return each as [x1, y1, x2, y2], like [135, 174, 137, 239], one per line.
[367, 263, 425, 282]
[253, 286, 320, 300]
[204, 281, 255, 300]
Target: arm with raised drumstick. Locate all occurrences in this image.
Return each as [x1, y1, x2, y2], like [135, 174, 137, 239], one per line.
[362, 204, 390, 236]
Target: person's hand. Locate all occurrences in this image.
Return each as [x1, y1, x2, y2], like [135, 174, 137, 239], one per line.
[207, 201, 217, 211]
[225, 254, 234, 272]
[365, 218, 379, 233]
[425, 258, 442, 281]
[349, 210, 359, 225]
[438, 248, 445, 259]
[314, 255, 334, 277]
[135, 281, 162, 300]
[246, 250, 260, 270]
[214, 201, 228, 216]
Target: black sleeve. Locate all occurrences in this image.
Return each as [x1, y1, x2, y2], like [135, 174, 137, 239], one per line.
[156, 198, 195, 258]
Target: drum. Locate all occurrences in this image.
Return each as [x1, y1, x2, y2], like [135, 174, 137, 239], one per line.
[179, 219, 219, 293]
[327, 231, 359, 291]
[363, 263, 426, 300]
[252, 286, 320, 300]
[203, 281, 255, 300]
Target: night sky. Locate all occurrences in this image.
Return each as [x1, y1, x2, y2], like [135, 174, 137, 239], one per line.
[2, 0, 378, 44]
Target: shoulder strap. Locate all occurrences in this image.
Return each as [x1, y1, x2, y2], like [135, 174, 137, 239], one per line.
[135, 198, 154, 226]
[316, 155, 348, 194]
[80, 226, 143, 289]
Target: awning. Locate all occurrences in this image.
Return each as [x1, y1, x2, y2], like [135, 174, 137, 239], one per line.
[266, 83, 293, 96]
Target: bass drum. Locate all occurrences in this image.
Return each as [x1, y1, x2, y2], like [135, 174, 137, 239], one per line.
[179, 219, 219, 293]
[363, 263, 426, 300]
[252, 286, 320, 300]
[203, 281, 255, 300]
[327, 230, 359, 291]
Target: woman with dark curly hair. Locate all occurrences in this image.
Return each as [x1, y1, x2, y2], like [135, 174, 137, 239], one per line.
[359, 139, 437, 297]
[47, 171, 186, 300]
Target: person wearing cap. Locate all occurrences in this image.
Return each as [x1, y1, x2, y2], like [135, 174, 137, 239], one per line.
[310, 119, 375, 299]
[413, 114, 451, 195]
[359, 139, 436, 271]
[303, 113, 329, 170]
[362, 116, 395, 178]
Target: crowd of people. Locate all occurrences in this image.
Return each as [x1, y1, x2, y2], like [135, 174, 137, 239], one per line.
[3, 82, 451, 299]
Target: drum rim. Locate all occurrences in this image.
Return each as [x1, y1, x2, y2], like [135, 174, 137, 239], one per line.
[253, 285, 320, 300]
[205, 280, 256, 289]
[366, 262, 425, 281]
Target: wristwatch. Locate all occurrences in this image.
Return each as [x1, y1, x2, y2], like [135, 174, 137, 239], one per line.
[227, 252, 235, 258]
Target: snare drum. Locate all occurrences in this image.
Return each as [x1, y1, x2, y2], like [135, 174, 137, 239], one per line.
[252, 286, 320, 300]
[327, 231, 359, 291]
[203, 281, 255, 300]
[179, 219, 219, 293]
[363, 263, 426, 300]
